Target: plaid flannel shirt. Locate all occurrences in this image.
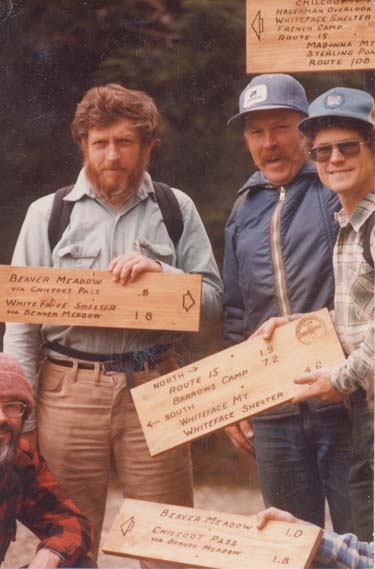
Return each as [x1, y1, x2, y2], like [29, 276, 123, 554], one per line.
[330, 192, 375, 394]
[312, 529, 374, 568]
[0, 437, 92, 565]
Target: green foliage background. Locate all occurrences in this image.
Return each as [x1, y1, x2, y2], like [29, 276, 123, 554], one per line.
[0, 0, 372, 267]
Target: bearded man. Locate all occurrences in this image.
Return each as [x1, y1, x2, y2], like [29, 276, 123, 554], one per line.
[0, 353, 93, 568]
[4, 83, 223, 564]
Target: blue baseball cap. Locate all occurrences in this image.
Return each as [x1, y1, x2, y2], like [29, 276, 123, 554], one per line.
[227, 74, 308, 126]
[299, 87, 375, 134]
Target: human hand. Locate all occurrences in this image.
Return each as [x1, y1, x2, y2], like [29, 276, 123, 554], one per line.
[251, 317, 290, 340]
[291, 371, 344, 404]
[28, 548, 61, 569]
[256, 507, 302, 529]
[109, 252, 162, 285]
[224, 419, 255, 457]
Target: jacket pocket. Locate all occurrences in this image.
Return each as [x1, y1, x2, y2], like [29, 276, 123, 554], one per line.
[56, 244, 101, 269]
[136, 238, 174, 264]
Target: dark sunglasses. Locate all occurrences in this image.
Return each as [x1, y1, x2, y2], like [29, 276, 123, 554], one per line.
[309, 140, 369, 162]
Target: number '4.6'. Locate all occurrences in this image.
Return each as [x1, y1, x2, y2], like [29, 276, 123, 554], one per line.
[305, 361, 322, 373]
[272, 555, 289, 565]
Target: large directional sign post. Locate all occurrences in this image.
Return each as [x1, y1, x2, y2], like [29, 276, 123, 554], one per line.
[0, 265, 201, 331]
[247, 0, 375, 73]
[103, 499, 322, 569]
[132, 309, 345, 455]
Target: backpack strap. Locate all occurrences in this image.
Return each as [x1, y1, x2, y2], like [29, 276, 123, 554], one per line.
[153, 181, 184, 248]
[48, 185, 74, 252]
[363, 210, 374, 268]
[48, 182, 184, 252]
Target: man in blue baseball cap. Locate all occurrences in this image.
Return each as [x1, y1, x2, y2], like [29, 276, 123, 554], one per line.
[256, 86, 375, 542]
[297, 87, 374, 541]
[223, 74, 353, 533]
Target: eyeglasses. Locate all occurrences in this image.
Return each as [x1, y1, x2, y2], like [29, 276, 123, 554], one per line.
[309, 140, 369, 162]
[0, 401, 27, 418]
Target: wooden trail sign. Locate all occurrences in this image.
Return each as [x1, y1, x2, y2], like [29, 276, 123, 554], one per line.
[247, 0, 375, 73]
[0, 265, 201, 332]
[103, 499, 322, 569]
[132, 309, 345, 455]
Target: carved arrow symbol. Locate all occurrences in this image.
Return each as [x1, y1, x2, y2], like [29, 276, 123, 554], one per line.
[121, 516, 135, 537]
[147, 419, 161, 428]
[252, 10, 264, 41]
[188, 366, 198, 373]
[183, 290, 195, 312]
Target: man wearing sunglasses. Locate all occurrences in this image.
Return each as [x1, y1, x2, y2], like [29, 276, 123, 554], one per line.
[258, 87, 375, 542]
[297, 87, 374, 542]
[0, 352, 94, 568]
[223, 74, 352, 534]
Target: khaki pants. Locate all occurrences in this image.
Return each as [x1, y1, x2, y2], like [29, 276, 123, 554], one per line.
[37, 355, 193, 566]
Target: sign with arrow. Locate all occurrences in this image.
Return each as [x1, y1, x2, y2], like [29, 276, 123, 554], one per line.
[0, 265, 201, 331]
[131, 309, 345, 455]
[246, 0, 375, 73]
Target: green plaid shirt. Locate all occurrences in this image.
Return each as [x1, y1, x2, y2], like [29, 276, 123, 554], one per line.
[330, 191, 374, 394]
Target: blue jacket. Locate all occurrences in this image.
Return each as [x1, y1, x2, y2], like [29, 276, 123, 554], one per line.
[223, 162, 341, 417]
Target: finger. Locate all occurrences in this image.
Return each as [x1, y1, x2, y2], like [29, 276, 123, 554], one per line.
[260, 324, 276, 340]
[110, 259, 131, 282]
[238, 419, 252, 436]
[118, 263, 134, 285]
[250, 327, 265, 339]
[109, 253, 136, 272]
[256, 512, 269, 529]
[129, 259, 162, 282]
[238, 422, 256, 457]
[237, 438, 254, 454]
[247, 437, 256, 459]
[109, 257, 121, 271]
[291, 386, 317, 404]
[256, 508, 280, 529]
[129, 260, 150, 283]
[256, 507, 298, 528]
[251, 323, 274, 340]
[225, 426, 253, 455]
[294, 375, 316, 385]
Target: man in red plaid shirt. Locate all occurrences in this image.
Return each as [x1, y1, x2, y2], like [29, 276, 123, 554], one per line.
[0, 353, 94, 568]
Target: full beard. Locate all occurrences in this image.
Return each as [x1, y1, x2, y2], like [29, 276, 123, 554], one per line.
[0, 425, 19, 473]
[85, 151, 149, 208]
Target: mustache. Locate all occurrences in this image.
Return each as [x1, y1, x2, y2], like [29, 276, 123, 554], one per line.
[262, 151, 283, 161]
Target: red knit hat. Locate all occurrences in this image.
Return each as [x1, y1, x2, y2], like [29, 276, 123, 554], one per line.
[0, 353, 34, 417]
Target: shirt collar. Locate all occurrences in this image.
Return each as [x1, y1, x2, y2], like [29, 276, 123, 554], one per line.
[63, 168, 155, 203]
[334, 191, 375, 231]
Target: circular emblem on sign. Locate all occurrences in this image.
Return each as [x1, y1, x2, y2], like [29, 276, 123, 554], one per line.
[295, 315, 327, 345]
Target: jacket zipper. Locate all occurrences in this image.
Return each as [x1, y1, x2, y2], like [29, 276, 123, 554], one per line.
[270, 186, 292, 316]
